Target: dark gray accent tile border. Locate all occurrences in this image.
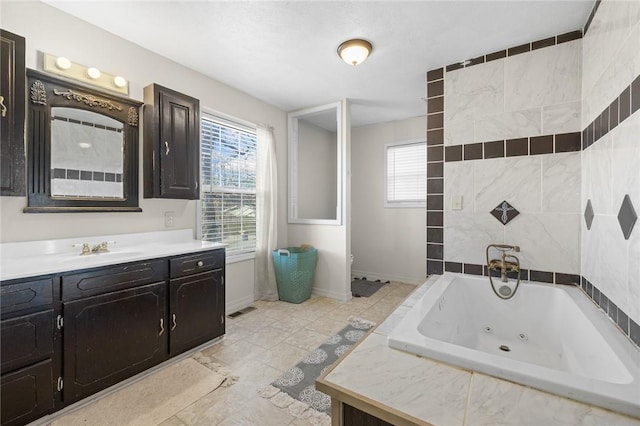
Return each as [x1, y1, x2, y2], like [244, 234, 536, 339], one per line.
[443, 132, 581, 163]
[445, 30, 582, 72]
[426, 67, 445, 275]
[583, 0, 602, 36]
[581, 277, 640, 349]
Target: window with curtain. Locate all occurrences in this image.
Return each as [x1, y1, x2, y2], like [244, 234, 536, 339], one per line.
[200, 113, 257, 255]
[384, 140, 426, 208]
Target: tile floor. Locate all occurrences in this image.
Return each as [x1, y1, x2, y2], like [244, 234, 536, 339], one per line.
[51, 281, 417, 426]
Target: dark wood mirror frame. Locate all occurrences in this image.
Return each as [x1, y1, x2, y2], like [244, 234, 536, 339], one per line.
[25, 69, 142, 213]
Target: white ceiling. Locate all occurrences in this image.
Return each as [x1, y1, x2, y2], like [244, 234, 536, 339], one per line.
[44, 0, 594, 128]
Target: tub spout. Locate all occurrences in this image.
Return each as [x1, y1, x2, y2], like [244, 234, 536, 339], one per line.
[486, 244, 521, 298]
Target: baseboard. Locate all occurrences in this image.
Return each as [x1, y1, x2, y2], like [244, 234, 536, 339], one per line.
[226, 295, 255, 314]
[350, 269, 424, 286]
[311, 286, 351, 302]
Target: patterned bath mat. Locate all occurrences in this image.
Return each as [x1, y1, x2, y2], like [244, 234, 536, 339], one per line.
[258, 317, 375, 423]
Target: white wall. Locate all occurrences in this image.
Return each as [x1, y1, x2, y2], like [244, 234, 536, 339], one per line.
[351, 116, 427, 284]
[287, 100, 351, 301]
[581, 0, 640, 328]
[297, 121, 337, 220]
[0, 1, 289, 312]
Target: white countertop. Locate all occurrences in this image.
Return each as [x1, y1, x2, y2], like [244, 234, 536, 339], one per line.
[319, 277, 640, 426]
[0, 229, 225, 281]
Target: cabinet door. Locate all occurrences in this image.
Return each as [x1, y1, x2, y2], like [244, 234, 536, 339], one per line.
[143, 84, 199, 200]
[62, 282, 167, 402]
[1, 359, 54, 426]
[0, 29, 26, 197]
[169, 269, 224, 356]
[1, 310, 54, 374]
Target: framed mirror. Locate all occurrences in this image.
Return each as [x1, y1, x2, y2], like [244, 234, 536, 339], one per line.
[288, 101, 343, 225]
[25, 69, 142, 212]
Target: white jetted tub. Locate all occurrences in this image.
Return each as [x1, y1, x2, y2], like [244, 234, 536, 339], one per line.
[388, 273, 640, 418]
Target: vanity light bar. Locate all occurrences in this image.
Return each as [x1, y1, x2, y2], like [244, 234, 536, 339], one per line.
[43, 53, 129, 95]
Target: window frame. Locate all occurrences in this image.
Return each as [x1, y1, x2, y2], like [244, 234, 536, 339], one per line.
[383, 138, 427, 209]
[196, 108, 258, 262]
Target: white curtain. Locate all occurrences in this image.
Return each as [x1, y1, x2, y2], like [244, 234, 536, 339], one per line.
[254, 124, 279, 301]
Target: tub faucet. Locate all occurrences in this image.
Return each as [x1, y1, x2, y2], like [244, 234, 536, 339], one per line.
[486, 244, 520, 282]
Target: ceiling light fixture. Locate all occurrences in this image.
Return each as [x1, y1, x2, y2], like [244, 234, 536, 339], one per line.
[337, 39, 372, 66]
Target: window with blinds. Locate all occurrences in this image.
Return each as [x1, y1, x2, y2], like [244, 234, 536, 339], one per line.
[385, 140, 426, 208]
[200, 114, 257, 254]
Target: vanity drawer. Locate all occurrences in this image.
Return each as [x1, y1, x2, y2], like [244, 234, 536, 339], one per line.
[1, 310, 54, 374]
[169, 249, 224, 279]
[0, 278, 53, 318]
[1, 359, 54, 426]
[61, 260, 166, 301]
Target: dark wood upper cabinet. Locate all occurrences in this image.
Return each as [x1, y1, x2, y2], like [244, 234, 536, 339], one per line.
[0, 29, 26, 196]
[143, 84, 200, 200]
[24, 69, 142, 213]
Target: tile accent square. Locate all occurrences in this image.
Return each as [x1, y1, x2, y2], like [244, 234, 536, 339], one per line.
[428, 97, 444, 114]
[532, 37, 555, 50]
[555, 132, 581, 152]
[427, 227, 444, 243]
[427, 129, 444, 146]
[445, 262, 462, 273]
[507, 43, 530, 56]
[490, 200, 520, 225]
[428, 80, 444, 97]
[619, 86, 631, 123]
[427, 146, 444, 162]
[445, 145, 462, 162]
[486, 50, 506, 62]
[427, 260, 443, 275]
[556, 30, 582, 43]
[584, 199, 594, 230]
[427, 162, 443, 178]
[506, 138, 528, 157]
[530, 135, 553, 155]
[427, 113, 444, 130]
[427, 68, 444, 82]
[463, 263, 484, 276]
[617, 194, 637, 240]
[530, 270, 554, 283]
[484, 140, 504, 159]
[632, 74, 640, 115]
[464, 143, 483, 160]
[609, 97, 619, 131]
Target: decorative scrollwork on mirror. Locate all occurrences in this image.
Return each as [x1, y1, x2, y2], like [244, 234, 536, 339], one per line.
[25, 69, 143, 212]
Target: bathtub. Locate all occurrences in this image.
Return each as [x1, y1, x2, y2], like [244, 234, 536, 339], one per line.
[388, 273, 640, 419]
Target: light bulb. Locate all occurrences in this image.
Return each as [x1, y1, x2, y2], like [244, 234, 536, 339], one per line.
[113, 76, 127, 88]
[55, 57, 72, 70]
[87, 67, 101, 79]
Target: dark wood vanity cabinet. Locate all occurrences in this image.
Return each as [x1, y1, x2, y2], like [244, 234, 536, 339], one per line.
[143, 84, 200, 200]
[0, 248, 225, 425]
[61, 260, 168, 403]
[0, 29, 26, 196]
[0, 277, 55, 426]
[169, 250, 225, 356]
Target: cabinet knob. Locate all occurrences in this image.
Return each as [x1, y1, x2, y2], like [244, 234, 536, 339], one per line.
[197, 260, 204, 267]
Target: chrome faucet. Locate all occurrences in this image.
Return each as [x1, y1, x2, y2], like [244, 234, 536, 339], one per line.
[486, 244, 522, 299]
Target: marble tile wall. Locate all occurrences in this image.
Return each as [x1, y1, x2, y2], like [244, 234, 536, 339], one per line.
[426, 34, 583, 280]
[581, 0, 640, 346]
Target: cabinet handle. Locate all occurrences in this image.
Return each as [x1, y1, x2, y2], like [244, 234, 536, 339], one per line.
[197, 260, 204, 267]
[159, 318, 165, 336]
[0, 95, 7, 118]
[164, 141, 170, 156]
[171, 313, 177, 330]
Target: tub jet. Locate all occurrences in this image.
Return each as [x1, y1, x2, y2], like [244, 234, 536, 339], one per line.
[499, 345, 511, 352]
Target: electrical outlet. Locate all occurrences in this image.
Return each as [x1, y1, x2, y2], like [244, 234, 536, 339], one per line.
[164, 211, 175, 228]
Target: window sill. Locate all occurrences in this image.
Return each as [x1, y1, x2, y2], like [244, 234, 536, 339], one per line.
[226, 251, 256, 264]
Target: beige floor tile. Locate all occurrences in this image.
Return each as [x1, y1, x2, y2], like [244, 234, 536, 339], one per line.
[216, 392, 295, 426]
[304, 317, 346, 336]
[176, 386, 247, 425]
[244, 325, 291, 349]
[157, 416, 187, 426]
[270, 315, 312, 334]
[203, 340, 268, 368]
[284, 328, 330, 352]
[261, 343, 309, 372]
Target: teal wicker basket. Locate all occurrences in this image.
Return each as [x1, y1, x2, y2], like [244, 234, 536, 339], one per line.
[272, 247, 318, 303]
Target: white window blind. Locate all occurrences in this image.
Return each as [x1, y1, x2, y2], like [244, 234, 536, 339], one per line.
[200, 114, 257, 254]
[385, 140, 426, 207]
